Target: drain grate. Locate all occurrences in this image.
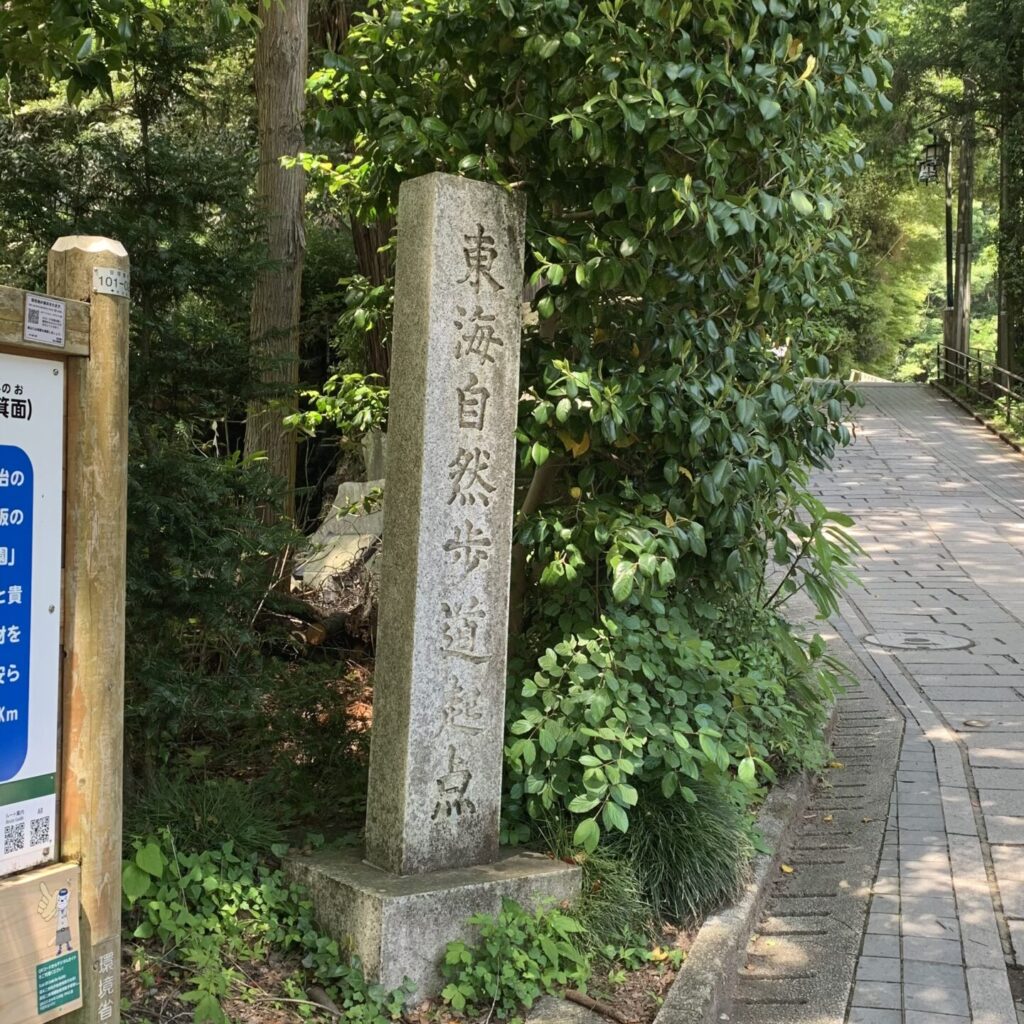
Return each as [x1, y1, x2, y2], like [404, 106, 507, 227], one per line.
[863, 630, 973, 651]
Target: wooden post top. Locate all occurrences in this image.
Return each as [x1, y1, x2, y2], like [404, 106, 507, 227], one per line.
[50, 236, 128, 255]
[48, 237, 129, 307]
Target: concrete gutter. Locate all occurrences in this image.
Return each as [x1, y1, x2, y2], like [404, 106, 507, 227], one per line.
[651, 771, 816, 1024]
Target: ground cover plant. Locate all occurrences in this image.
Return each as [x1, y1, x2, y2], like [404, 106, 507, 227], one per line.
[439, 898, 591, 1017]
[121, 830, 414, 1024]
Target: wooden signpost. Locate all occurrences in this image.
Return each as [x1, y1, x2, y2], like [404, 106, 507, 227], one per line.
[0, 237, 129, 1024]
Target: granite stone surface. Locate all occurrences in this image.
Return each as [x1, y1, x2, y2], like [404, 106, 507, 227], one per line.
[363, 173, 526, 876]
[285, 847, 579, 995]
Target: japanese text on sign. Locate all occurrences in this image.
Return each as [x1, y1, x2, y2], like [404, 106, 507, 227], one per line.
[432, 221, 513, 824]
[0, 354, 63, 878]
[0, 446, 31, 777]
[22, 294, 66, 348]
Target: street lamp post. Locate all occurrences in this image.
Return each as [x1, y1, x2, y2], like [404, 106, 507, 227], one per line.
[917, 132, 955, 369]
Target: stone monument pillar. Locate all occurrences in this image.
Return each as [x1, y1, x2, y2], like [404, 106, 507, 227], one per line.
[286, 174, 578, 995]
[364, 174, 524, 876]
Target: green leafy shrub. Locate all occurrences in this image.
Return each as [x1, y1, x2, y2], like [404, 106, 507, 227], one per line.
[126, 434, 301, 774]
[440, 898, 590, 1019]
[122, 833, 413, 1024]
[285, 372, 389, 440]
[610, 783, 755, 926]
[505, 592, 842, 850]
[305, 0, 881, 848]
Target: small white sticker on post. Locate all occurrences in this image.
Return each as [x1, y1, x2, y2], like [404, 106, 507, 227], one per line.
[92, 266, 130, 298]
[23, 294, 67, 348]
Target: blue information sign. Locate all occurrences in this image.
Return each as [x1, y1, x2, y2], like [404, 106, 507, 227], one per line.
[0, 445, 32, 781]
[0, 353, 63, 878]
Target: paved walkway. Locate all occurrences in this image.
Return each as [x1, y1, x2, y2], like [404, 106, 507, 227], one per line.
[731, 384, 1024, 1023]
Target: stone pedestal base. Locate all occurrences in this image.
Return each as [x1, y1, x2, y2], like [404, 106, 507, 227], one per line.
[284, 847, 580, 997]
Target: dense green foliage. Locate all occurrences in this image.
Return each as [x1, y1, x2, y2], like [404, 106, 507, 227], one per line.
[832, 0, 1024, 378]
[306, 0, 877, 846]
[122, 833, 412, 1024]
[0, 9, 367, 824]
[440, 899, 590, 1018]
[0, 0, 257, 99]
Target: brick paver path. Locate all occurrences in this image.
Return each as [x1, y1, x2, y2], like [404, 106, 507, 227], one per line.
[548, 384, 1024, 1023]
[816, 384, 1024, 1023]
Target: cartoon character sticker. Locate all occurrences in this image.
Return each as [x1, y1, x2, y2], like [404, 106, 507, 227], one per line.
[38, 881, 74, 955]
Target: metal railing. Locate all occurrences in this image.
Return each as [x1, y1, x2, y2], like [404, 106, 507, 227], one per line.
[936, 343, 1024, 430]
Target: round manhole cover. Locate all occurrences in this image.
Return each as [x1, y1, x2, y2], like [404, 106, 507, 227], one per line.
[863, 630, 973, 651]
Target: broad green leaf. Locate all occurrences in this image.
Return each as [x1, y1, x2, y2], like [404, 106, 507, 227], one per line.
[573, 817, 600, 852]
[122, 862, 152, 902]
[790, 190, 814, 216]
[603, 800, 629, 833]
[136, 841, 165, 878]
[612, 563, 636, 602]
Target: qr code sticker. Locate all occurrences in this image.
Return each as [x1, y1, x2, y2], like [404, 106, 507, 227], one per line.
[27, 307, 40, 325]
[30, 816, 51, 846]
[4, 820, 25, 854]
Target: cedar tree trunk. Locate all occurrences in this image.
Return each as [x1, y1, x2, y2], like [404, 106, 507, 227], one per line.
[245, 0, 309, 519]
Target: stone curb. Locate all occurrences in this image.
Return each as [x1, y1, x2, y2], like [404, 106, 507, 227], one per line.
[651, 768, 816, 1024]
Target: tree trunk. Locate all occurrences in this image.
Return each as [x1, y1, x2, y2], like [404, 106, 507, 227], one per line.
[352, 214, 396, 380]
[998, 21, 1024, 373]
[954, 81, 976, 356]
[998, 91, 1012, 372]
[245, 0, 309, 520]
[310, 2, 395, 382]
[1008, 111, 1024, 368]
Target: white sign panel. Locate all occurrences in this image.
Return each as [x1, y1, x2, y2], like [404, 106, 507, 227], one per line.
[92, 266, 129, 299]
[0, 354, 64, 877]
[22, 295, 66, 349]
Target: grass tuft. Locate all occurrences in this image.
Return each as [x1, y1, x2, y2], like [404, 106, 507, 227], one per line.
[124, 773, 284, 854]
[609, 782, 754, 926]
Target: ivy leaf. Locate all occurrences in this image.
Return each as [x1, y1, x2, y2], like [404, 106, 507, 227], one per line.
[758, 97, 781, 120]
